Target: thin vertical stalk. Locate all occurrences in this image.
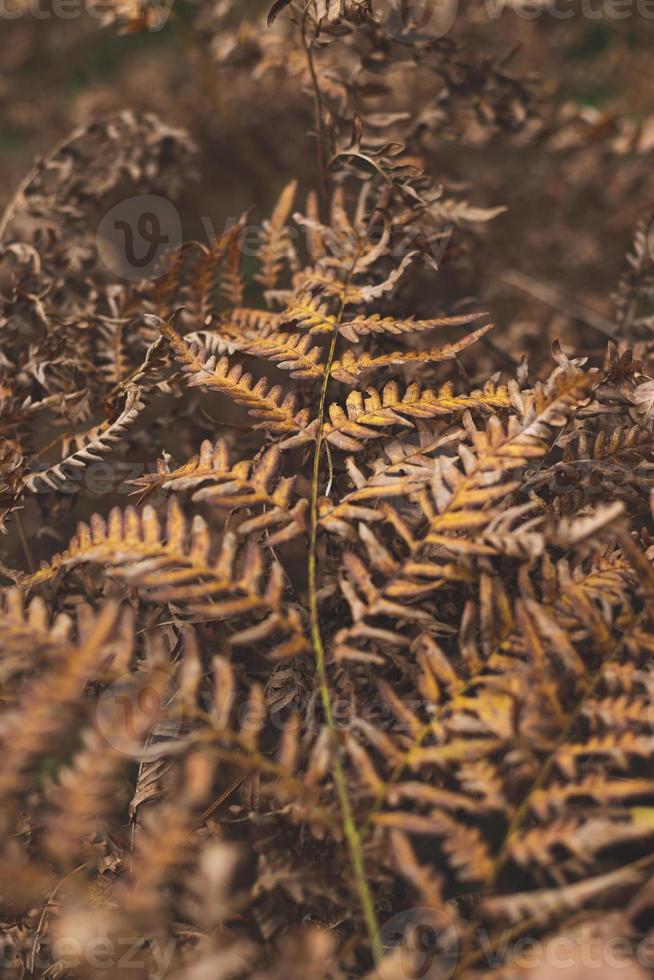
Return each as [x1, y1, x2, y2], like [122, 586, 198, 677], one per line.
[307, 255, 382, 964]
[301, 3, 330, 222]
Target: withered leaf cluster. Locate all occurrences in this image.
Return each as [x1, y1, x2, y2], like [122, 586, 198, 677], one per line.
[1, 4, 654, 979]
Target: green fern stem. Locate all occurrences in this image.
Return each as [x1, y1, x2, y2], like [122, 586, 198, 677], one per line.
[307, 257, 382, 964]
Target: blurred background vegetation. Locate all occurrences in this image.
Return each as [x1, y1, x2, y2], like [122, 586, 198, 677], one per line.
[1, 6, 652, 346]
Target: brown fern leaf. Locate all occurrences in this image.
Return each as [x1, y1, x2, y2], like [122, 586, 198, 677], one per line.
[236, 330, 325, 380]
[160, 318, 312, 437]
[22, 499, 309, 659]
[337, 310, 488, 343]
[22, 387, 145, 492]
[280, 294, 337, 334]
[268, 0, 371, 28]
[320, 378, 513, 452]
[333, 366, 595, 661]
[134, 441, 309, 545]
[330, 321, 494, 384]
[255, 179, 298, 291]
[0, 603, 119, 801]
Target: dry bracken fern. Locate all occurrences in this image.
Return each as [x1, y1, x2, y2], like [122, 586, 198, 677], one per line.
[1, 4, 654, 980]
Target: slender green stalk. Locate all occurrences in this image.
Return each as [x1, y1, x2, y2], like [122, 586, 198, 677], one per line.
[291, 7, 378, 956]
[307, 259, 382, 964]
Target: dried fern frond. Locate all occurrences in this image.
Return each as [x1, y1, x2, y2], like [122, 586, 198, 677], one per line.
[22, 387, 146, 493]
[22, 499, 309, 659]
[161, 319, 312, 437]
[134, 441, 309, 545]
[321, 378, 513, 451]
[2, 10, 654, 979]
